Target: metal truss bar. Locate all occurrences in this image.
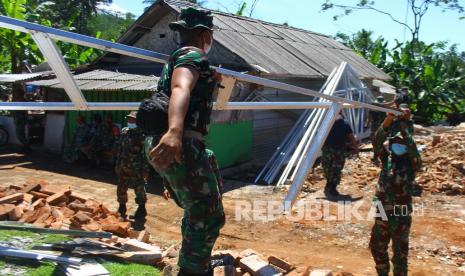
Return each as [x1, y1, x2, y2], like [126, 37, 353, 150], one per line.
[0, 16, 400, 115]
[31, 32, 87, 110]
[0, 16, 168, 64]
[0, 101, 341, 111]
[217, 67, 401, 115]
[284, 102, 343, 209]
[221, 102, 335, 110]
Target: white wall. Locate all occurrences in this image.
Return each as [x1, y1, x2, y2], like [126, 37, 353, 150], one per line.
[43, 113, 65, 153]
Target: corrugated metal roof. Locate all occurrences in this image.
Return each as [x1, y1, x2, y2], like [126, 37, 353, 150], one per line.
[28, 70, 159, 92]
[0, 71, 53, 83]
[161, 0, 389, 80]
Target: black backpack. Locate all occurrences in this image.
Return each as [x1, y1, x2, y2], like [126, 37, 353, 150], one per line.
[136, 91, 170, 135]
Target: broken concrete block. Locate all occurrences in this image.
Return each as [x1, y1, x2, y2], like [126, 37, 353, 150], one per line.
[214, 265, 236, 276]
[137, 230, 151, 243]
[46, 190, 71, 205]
[0, 193, 24, 204]
[121, 239, 162, 253]
[333, 273, 354, 276]
[30, 191, 50, 199]
[239, 249, 259, 258]
[8, 205, 25, 221]
[268, 256, 295, 273]
[29, 198, 45, 211]
[59, 206, 75, 218]
[102, 220, 130, 237]
[32, 208, 52, 227]
[51, 208, 64, 220]
[310, 269, 333, 276]
[239, 255, 281, 276]
[20, 183, 41, 194]
[23, 193, 34, 203]
[70, 211, 92, 226]
[69, 192, 89, 203]
[82, 221, 101, 232]
[68, 201, 94, 213]
[116, 251, 162, 265]
[0, 204, 16, 219]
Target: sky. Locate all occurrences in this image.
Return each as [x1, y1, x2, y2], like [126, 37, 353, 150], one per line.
[111, 0, 465, 51]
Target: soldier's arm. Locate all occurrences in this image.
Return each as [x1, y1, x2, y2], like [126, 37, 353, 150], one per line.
[149, 67, 200, 169]
[400, 122, 422, 171]
[373, 114, 394, 157]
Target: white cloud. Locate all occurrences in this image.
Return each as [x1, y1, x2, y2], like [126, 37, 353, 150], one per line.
[97, 3, 129, 16]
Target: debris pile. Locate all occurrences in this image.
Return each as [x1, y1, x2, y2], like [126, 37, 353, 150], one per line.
[0, 180, 165, 267]
[414, 124, 465, 195]
[211, 249, 353, 276]
[0, 180, 133, 236]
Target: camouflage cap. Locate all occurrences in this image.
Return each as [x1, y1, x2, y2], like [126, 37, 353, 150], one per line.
[126, 111, 137, 119]
[376, 96, 386, 103]
[169, 7, 214, 31]
[398, 103, 410, 111]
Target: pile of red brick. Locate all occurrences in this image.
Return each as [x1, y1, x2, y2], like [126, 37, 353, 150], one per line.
[0, 180, 131, 237]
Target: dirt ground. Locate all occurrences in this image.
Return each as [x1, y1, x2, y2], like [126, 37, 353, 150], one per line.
[0, 145, 464, 276]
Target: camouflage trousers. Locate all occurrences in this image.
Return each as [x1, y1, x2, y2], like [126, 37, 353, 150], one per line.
[117, 173, 147, 205]
[369, 212, 412, 276]
[145, 136, 225, 274]
[321, 147, 346, 192]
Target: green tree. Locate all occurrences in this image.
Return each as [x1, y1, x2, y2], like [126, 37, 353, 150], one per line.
[337, 29, 465, 124]
[88, 12, 136, 41]
[143, 0, 206, 6]
[335, 29, 388, 68]
[322, 1, 464, 48]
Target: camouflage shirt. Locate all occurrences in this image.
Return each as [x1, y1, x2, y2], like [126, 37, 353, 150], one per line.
[116, 127, 149, 174]
[157, 46, 216, 135]
[369, 111, 386, 132]
[374, 120, 421, 209]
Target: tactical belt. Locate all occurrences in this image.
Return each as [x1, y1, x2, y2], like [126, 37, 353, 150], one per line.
[184, 130, 203, 141]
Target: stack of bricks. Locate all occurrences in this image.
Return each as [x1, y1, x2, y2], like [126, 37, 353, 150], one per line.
[0, 180, 131, 237]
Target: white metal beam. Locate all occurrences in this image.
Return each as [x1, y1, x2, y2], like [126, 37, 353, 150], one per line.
[0, 101, 340, 111]
[284, 102, 343, 209]
[0, 15, 401, 115]
[31, 32, 87, 110]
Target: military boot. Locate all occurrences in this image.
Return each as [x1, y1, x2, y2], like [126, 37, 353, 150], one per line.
[117, 203, 127, 218]
[132, 204, 147, 221]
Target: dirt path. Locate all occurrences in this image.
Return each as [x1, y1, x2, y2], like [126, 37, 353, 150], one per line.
[0, 148, 464, 275]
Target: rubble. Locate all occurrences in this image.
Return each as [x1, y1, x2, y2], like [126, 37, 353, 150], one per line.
[0, 180, 133, 236]
[414, 124, 465, 195]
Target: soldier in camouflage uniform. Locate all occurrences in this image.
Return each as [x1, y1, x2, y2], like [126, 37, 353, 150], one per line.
[369, 107, 421, 276]
[321, 113, 359, 197]
[115, 111, 149, 220]
[368, 96, 387, 165]
[84, 114, 113, 166]
[63, 115, 90, 163]
[145, 7, 225, 275]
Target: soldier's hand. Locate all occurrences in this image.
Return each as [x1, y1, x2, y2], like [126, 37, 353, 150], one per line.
[149, 129, 182, 169]
[163, 189, 170, 201]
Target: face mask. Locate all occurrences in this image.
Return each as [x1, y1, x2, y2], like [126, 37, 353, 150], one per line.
[127, 123, 137, 129]
[391, 143, 407, 156]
